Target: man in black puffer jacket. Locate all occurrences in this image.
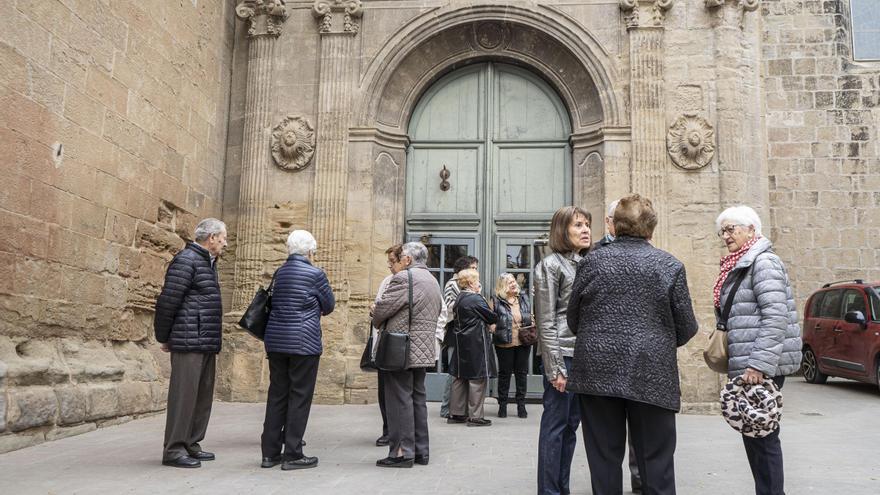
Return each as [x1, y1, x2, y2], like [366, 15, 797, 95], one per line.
[154, 218, 227, 468]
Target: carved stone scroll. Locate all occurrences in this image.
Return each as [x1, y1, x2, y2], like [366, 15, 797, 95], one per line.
[667, 114, 715, 170]
[313, 0, 363, 34]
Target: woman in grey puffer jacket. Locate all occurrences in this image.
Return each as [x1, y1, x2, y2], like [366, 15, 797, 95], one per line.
[714, 205, 802, 495]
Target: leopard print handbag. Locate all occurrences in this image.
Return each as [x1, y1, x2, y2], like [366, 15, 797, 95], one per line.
[719, 376, 783, 438]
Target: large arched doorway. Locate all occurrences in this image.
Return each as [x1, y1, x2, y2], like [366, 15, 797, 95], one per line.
[405, 62, 572, 399]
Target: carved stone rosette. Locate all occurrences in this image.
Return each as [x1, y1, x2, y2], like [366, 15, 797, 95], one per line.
[271, 115, 316, 171]
[313, 0, 363, 34]
[619, 0, 674, 29]
[667, 114, 715, 170]
[236, 0, 289, 37]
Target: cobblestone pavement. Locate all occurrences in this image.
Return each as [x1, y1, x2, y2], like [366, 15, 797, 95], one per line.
[1, 379, 878, 494]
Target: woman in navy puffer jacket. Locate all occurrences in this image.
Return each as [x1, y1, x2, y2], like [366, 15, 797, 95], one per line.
[260, 230, 335, 471]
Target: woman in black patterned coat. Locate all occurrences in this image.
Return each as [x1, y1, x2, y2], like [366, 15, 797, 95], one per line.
[566, 194, 698, 495]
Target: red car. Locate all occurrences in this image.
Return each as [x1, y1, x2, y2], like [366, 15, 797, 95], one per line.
[801, 280, 880, 391]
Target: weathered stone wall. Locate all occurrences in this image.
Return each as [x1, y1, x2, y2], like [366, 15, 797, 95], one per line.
[762, 0, 880, 302]
[0, 0, 236, 452]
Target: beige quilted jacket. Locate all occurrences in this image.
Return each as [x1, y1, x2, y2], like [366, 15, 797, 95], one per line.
[372, 263, 442, 368]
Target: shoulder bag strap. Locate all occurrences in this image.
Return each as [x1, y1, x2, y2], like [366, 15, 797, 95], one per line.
[407, 268, 413, 329]
[718, 264, 752, 331]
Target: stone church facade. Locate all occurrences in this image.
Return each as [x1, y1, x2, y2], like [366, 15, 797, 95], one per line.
[0, 0, 877, 452]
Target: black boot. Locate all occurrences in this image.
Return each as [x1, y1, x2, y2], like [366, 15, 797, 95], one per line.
[517, 403, 527, 418]
[497, 403, 507, 418]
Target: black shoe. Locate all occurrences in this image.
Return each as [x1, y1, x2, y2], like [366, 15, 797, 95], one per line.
[631, 475, 643, 493]
[188, 450, 215, 461]
[301, 440, 307, 447]
[497, 404, 507, 418]
[414, 454, 429, 466]
[261, 456, 282, 468]
[517, 404, 528, 418]
[281, 456, 318, 470]
[376, 456, 414, 468]
[375, 436, 389, 447]
[466, 418, 492, 427]
[162, 456, 201, 468]
[446, 415, 467, 424]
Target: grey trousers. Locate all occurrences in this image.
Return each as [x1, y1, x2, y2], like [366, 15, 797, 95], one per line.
[384, 368, 429, 459]
[450, 377, 487, 419]
[163, 352, 216, 461]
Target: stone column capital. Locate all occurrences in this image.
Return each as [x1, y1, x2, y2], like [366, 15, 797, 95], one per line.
[312, 0, 363, 35]
[236, 0, 289, 38]
[705, 0, 760, 12]
[619, 0, 675, 30]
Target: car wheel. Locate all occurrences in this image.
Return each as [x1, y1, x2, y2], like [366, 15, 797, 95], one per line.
[802, 347, 827, 384]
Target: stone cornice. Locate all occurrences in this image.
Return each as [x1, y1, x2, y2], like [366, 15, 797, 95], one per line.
[236, 0, 289, 38]
[619, 0, 674, 30]
[313, 0, 363, 35]
[705, 0, 760, 12]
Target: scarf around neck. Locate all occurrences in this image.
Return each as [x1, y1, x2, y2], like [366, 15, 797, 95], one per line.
[713, 235, 760, 308]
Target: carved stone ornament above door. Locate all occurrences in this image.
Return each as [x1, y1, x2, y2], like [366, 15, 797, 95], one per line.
[666, 113, 715, 170]
[271, 115, 316, 171]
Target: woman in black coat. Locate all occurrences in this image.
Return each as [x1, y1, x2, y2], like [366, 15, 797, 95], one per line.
[447, 269, 497, 427]
[566, 194, 698, 495]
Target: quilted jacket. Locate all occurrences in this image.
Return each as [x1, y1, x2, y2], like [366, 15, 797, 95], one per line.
[264, 254, 335, 355]
[534, 251, 582, 380]
[372, 263, 442, 368]
[449, 291, 498, 379]
[565, 236, 699, 412]
[717, 237, 802, 378]
[154, 242, 223, 353]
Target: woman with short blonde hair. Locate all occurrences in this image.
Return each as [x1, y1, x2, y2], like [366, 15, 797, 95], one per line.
[490, 273, 534, 419]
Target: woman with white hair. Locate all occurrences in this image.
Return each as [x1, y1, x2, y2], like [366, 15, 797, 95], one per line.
[260, 230, 335, 471]
[713, 206, 801, 495]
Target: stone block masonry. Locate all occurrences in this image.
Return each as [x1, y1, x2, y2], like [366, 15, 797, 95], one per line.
[0, 0, 236, 452]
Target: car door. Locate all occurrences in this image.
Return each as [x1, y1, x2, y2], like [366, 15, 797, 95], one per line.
[813, 289, 843, 371]
[836, 289, 871, 377]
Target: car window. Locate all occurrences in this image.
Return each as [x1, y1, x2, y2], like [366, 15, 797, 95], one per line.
[871, 287, 880, 322]
[807, 292, 825, 318]
[816, 289, 843, 319]
[841, 289, 866, 316]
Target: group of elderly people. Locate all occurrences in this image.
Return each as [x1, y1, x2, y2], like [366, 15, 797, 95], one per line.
[156, 193, 800, 495]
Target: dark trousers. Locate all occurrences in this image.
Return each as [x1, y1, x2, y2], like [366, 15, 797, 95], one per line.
[163, 352, 216, 461]
[384, 368, 428, 459]
[495, 345, 530, 406]
[578, 394, 677, 495]
[537, 357, 580, 495]
[377, 370, 388, 437]
[742, 376, 786, 495]
[260, 353, 320, 460]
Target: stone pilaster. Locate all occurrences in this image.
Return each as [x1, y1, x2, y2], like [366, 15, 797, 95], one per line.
[620, 0, 673, 248]
[706, 0, 765, 210]
[232, 0, 289, 310]
[310, 0, 363, 295]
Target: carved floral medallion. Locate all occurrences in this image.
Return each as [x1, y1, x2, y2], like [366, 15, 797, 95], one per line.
[666, 114, 715, 170]
[271, 115, 316, 171]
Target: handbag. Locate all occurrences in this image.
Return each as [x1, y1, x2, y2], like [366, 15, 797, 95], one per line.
[238, 271, 278, 340]
[518, 324, 538, 346]
[704, 265, 750, 373]
[375, 269, 412, 371]
[359, 327, 378, 372]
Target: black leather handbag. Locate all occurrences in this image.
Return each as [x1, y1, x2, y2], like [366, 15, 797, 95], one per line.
[375, 269, 412, 372]
[359, 330, 378, 372]
[238, 272, 277, 340]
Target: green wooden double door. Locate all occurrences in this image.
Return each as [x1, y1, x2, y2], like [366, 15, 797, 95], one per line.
[405, 63, 572, 399]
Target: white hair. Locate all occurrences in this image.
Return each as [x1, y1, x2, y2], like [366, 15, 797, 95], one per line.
[287, 230, 317, 256]
[606, 199, 620, 218]
[402, 242, 428, 265]
[715, 206, 763, 236]
[194, 218, 226, 242]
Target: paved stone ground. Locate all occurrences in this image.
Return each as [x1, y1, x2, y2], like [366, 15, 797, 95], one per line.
[1, 379, 878, 494]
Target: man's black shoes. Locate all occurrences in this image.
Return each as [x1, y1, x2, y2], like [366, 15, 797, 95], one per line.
[375, 436, 390, 447]
[281, 456, 319, 470]
[189, 450, 215, 461]
[414, 454, 429, 466]
[261, 456, 282, 468]
[162, 455, 201, 468]
[376, 456, 414, 468]
[446, 415, 467, 424]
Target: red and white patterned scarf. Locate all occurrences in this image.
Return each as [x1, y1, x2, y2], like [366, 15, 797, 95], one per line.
[713, 236, 760, 308]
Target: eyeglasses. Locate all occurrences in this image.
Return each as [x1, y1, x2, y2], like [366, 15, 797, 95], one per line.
[716, 225, 742, 238]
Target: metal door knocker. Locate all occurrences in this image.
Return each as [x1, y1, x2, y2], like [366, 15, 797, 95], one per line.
[439, 165, 451, 191]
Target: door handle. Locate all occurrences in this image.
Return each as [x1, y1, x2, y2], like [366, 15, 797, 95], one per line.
[814, 324, 821, 330]
[832, 327, 843, 333]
